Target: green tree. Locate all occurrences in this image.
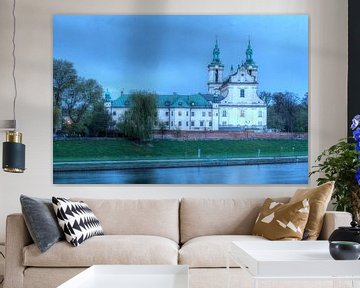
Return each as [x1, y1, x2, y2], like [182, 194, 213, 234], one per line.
[269, 92, 299, 132]
[53, 58, 113, 137]
[293, 93, 308, 133]
[63, 78, 103, 135]
[158, 121, 167, 139]
[266, 91, 308, 133]
[53, 59, 77, 133]
[86, 100, 112, 137]
[119, 91, 158, 142]
[267, 105, 286, 132]
[64, 78, 103, 125]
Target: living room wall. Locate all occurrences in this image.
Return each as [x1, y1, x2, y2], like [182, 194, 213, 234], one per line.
[0, 0, 347, 242]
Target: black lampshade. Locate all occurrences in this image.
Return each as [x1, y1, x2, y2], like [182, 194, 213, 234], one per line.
[2, 131, 25, 173]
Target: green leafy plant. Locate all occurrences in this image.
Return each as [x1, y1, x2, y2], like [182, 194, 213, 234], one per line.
[310, 115, 360, 222]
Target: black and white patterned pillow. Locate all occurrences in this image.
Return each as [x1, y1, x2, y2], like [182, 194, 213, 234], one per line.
[52, 197, 104, 247]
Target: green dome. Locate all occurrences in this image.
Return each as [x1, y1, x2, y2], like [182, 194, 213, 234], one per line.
[104, 89, 111, 102]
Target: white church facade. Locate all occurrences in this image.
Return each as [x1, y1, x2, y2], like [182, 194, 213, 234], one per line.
[106, 40, 267, 131]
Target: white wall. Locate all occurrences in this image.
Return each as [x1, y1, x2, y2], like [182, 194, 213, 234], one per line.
[0, 0, 348, 242]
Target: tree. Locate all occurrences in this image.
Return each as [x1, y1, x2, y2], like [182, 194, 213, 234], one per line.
[63, 78, 103, 128]
[258, 91, 272, 106]
[158, 121, 167, 139]
[53, 58, 114, 137]
[267, 105, 286, 132]
[270, 92, 299, 132]
[120, 91, 158, 142]
[53, 59, 77, 132]
[293, 94, 308, 133]
[261, 91, 308, 133]
[86, 100, 112, 137]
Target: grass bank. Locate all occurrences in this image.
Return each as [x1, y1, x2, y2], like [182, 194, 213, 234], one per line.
[53, 138, 308, 162]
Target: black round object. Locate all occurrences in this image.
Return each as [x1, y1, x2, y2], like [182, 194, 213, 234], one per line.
[2, 141, 25, 172]
[328, 222, 360, 244]
[329, 241, 360, 260]
[351, 221, 358, 227]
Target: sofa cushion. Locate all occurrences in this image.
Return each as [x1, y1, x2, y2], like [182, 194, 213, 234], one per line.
[180, 198, 289, 243]
[23, 235, 178, 267]
[20, 195, 64, 253]
[252, 198, 310, 240]
[72, 198, 179, 243]
[179, 235, 267, 268]
[290, 181, 334, 240]
[52, 197, 104, 247]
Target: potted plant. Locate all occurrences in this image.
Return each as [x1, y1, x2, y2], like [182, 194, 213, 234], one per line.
[310, 115, 360, 222]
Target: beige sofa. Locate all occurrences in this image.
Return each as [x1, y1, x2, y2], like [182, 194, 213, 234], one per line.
[4, 198, 352, 288]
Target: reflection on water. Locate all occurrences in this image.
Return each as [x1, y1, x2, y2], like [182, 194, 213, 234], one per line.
[53, 162, 308, 184]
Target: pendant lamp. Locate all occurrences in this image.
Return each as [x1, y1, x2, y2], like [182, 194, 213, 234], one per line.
[1, 0, 26, 173]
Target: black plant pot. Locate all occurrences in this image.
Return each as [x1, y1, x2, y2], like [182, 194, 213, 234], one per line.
[328, 221, 360, 244]
[329, 241, 360, 260]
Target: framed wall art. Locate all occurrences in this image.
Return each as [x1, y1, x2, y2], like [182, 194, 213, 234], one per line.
[53, 15, 308, 184]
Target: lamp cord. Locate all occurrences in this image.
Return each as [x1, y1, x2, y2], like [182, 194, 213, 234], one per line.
[11, 0, 18, 129]
[0, 251, 4, 284]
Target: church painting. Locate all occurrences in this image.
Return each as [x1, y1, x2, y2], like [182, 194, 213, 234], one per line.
[107, 39, 267, 132]
[53, 15, 308, 184]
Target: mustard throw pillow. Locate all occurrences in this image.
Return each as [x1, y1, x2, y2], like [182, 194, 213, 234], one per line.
[252, 198, 310, 240]
[289, 181, 334, 240]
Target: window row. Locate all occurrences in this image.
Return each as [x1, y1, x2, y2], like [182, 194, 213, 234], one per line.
[220, 121, 263, 126]
[111, 109, 263, 118]
[161, 121, 213, 127]
[164, 111, 213, 117]
[221, 110, 263, 117]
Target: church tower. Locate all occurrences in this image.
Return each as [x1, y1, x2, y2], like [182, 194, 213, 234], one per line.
[104, 89, 111, 108]
[208, 39, 224, 94]
[244, 39, 258, 80]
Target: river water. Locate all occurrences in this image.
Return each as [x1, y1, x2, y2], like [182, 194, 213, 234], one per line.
[53, 162, 308, 184]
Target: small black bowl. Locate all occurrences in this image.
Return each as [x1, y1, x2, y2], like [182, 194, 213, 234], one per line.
[329, 241, 360, 260]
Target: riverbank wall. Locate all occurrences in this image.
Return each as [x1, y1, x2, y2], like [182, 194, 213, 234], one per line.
[154, 131, 308, 140]
[53, 156, 308, 172]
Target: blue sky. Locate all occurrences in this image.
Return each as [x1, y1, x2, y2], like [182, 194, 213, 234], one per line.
[53, 15, 308, 100]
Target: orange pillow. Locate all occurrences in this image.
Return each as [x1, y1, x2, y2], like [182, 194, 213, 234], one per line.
[252, 198, 310, 240]
[289, 181, 334, 240]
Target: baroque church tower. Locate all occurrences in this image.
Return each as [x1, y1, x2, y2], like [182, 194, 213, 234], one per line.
[244, 39, 258, 81]
[207, 39, 224, 94]
[215, 39, 267, 130]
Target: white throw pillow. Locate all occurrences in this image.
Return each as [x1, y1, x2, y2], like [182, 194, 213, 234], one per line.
[52, 197, 103, 247]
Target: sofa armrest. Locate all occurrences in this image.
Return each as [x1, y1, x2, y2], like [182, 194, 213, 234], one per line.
[4, 213, 33, 288]
[318, 211, 352, 240]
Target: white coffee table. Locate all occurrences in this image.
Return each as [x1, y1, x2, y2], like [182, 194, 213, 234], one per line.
[58, 265, 189, 288]
[228, 241, 360, 288]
